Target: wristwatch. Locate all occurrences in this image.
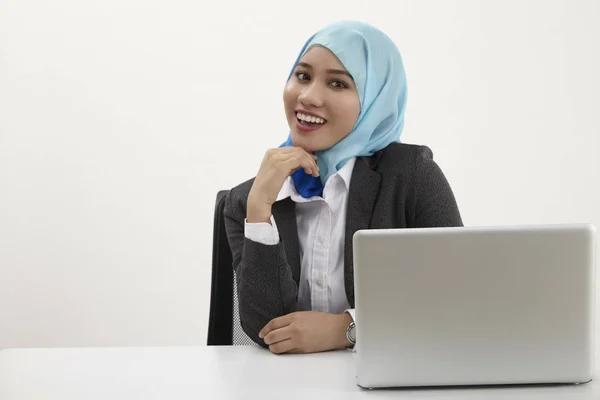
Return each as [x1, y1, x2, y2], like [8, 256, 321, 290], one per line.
[346, 321, 356, 347]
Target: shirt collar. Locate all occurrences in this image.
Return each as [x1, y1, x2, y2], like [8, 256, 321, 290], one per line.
[336, 157, 356, 190]
[276, 157, 356, 203]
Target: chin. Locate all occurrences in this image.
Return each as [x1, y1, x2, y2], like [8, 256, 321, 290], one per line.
[290, 132, 330, 153]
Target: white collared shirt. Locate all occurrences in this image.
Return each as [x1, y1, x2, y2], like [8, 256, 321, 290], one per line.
[244, 158, 356, 322]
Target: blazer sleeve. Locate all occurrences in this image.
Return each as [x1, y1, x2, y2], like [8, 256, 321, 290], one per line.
[413, 147, 464, 228]
[223, 188, 298, 346]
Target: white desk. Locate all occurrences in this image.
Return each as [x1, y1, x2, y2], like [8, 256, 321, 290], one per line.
[0, 346, 599, 399]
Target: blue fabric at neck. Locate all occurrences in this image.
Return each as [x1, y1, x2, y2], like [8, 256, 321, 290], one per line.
[280, 21, 408, 198]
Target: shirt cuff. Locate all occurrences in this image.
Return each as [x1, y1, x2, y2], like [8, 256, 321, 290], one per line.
[345, 309, 356, 323]
[244, 215, 280, 245]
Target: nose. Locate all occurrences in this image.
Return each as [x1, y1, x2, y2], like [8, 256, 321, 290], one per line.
[298, 82, 324, 108]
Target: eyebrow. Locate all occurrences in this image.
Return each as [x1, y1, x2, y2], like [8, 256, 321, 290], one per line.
[297, 62, 354, 81]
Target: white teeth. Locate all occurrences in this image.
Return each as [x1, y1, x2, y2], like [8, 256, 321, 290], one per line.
[296, 112, 325, 124]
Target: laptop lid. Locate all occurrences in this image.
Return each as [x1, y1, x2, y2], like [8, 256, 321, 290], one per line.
[353, 224, 597, 388]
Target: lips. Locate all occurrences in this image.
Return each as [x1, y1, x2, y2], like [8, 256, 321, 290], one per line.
[296, 119, 325, 133]
[295, 111, 327, 133]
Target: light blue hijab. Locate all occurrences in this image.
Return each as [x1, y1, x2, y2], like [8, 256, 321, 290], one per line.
[281, 20, 408, 198]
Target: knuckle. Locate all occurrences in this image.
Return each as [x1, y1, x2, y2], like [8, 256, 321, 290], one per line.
[266, 149, 280, 161]
[272, 153, 286, 163]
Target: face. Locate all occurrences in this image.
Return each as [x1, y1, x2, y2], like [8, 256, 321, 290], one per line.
[283, 45, 360, 152]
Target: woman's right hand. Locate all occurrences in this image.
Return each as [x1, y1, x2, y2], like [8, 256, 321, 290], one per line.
[247, 147, 319, 223]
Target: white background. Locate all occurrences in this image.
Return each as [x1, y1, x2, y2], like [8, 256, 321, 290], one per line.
[0, 0, 598, 348]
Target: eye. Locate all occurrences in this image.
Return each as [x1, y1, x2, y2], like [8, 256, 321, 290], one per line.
[329, 80, 349, 89]
[295, 71, 310, 81]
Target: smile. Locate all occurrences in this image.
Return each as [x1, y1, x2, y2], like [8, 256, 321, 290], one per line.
[296, 112, 326, 125]
[295, 112, 327, 133]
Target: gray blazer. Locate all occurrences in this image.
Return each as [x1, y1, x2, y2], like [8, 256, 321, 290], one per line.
[223, 143, 463, 347]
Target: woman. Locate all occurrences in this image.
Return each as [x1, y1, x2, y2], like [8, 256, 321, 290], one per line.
[223, 20, 462, 354]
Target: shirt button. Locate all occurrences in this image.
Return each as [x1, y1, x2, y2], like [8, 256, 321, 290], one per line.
[319, 236, 328, 245]
[316, 279, 324, 288]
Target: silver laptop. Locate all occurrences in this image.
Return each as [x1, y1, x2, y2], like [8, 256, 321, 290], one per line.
[352, 224, 597, 388]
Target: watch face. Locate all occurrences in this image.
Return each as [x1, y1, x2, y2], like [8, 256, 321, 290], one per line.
[349, 324, 356, 343]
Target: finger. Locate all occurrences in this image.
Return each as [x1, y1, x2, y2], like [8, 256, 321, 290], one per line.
[259, 314, 294, 339]
[283, 154, 319, 178]
[266, 147, 312, 163]
[271, 153, 306, 176]
[304, 152, 319, 177]
[294, 147, 318, 166]
[275, 147, 315, 163]
[269, 339, 297, 355]
[271, 149, 317, 177]
[263, 326, 293, 346]
[272, 151, 313, 171]
[267, 147, 299, 157]
[296, 151, 317, 177]
[296, 156, 317, 177]
[271, 152, 295, 165]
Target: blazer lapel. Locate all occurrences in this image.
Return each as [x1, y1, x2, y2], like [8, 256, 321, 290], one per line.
[344, 156, 382, 307]
[272, 198, 301, 285]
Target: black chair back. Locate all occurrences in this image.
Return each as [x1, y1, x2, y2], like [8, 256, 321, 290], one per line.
[207, 190, 255, 346]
